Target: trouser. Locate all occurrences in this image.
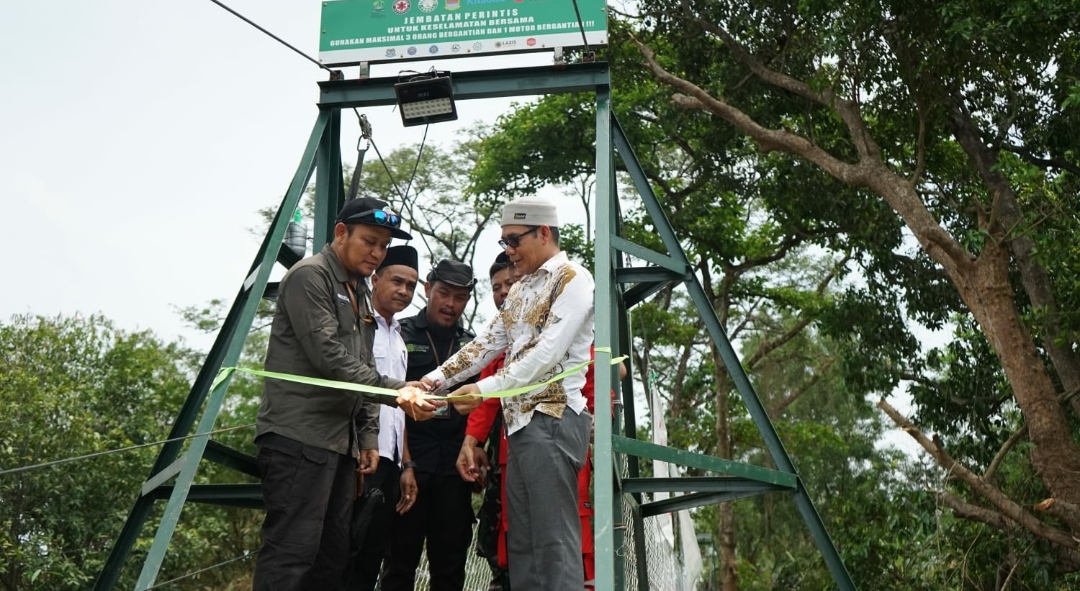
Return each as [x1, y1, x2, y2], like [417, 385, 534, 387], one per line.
[381, 472, 475, 591]
[505, 410, 592, 591]
[343, 457, 400, 591]
[252, 433, 356, 591]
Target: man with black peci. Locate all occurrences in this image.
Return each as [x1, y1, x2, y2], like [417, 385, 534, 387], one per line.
[380, 259, 477, 591]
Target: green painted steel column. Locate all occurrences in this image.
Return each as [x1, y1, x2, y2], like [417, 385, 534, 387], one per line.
[130, 110, 333, 590]
[315, 109, 343, 248]
[593, 86, 619, 591]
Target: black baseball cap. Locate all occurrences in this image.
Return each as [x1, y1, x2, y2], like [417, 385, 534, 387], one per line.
[427, 259, 476, 289]
[336, 197, 413, 240]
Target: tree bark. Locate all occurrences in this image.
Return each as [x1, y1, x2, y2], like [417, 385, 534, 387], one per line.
[948, 105, 1080, 416]
[712, 342, 738, 590]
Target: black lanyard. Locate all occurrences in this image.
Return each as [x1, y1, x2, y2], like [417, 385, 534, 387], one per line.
[425, 329, 455, 365]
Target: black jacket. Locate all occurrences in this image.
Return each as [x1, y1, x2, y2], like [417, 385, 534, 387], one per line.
[400, 307, 475, 475]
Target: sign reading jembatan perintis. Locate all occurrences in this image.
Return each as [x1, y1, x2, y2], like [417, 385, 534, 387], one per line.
[319, 0, 608, 65]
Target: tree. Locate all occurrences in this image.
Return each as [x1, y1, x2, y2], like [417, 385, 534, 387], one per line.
[467, 33, 925, 588]
[625, 0, 1080, 580]
[0, 314, 258, 590]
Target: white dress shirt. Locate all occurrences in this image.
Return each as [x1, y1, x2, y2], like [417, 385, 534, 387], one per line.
[373, 313, 408, 464]
[427, 251, 594, 435]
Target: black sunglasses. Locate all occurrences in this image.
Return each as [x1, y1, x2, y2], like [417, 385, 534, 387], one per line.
[498, 226, 540, 250]
[344, 209, 402, 228]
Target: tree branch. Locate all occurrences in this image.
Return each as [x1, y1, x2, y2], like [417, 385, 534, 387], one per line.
[632, 37, 871, 186]
[878, 398, 1080, 549]
[769, 357, 836, 416]
[1000, 144, 1080, 177]
[679, 12, 884, 163]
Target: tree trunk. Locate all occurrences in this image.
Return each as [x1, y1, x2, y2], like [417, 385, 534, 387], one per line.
[713, 344, 739, 590]
[719, 501, 739, 591]
[947, 107, 1080, 417]
[956, 240, 1080, 513]
[859, 169, 1080, 532]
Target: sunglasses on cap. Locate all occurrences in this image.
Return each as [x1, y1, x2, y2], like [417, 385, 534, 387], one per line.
[498, 226, 540, 250]
[343, 209, 402, 228]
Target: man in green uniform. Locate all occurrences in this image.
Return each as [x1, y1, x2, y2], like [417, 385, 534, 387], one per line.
[253, 197, 439, 591]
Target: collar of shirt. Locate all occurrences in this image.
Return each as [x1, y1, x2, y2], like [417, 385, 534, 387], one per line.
[375, 313, 400, 335]
[320, 244, 350, 284]
[518, 250, 569, 288]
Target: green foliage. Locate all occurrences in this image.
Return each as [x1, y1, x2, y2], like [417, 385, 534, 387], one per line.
[0, 314, 262, 590]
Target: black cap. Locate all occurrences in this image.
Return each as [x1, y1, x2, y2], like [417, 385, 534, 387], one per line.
[489, 251, 512, 279]
[427, 259, 476, 289]
[378, 245, 419, 272]
[336, 197, 413, 240]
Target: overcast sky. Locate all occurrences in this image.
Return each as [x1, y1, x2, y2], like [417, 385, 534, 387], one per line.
[0, 0, 560, 350]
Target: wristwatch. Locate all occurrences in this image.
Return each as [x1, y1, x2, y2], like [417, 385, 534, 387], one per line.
[401, 461, 417, 470]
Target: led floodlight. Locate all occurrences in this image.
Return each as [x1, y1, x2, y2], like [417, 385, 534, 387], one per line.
[394, 72, 458, 127]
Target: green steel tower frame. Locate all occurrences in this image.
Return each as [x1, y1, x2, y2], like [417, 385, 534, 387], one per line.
[94, 62, 856, 591]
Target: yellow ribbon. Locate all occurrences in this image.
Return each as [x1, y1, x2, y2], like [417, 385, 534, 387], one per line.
[213, 346, 626, 400]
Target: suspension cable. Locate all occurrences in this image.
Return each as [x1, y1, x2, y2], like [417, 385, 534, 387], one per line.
[0, 423, 255, 478]
[205, 0, 332, 72]
[145, 550, 258, 589]
[570, 0, 593, 55]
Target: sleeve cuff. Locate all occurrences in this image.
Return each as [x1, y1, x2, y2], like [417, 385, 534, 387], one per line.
[359, 433, 379, 450]
[426, 369, 448, 388]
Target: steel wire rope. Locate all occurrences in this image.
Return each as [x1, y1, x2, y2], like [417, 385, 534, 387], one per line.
[205, 0, 332, 72]
[0, 423, 255, 477]
[353, 107, 430, 212]
[145, 549, 258, 589]
[570, 0, 593, 54]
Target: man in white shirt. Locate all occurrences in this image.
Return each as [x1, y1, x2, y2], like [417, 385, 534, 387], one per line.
[345, 245, 420, 591]
[417, 195, 594, 591]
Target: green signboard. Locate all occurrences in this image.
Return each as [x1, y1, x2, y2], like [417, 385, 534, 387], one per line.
[319, 0, 608, 65]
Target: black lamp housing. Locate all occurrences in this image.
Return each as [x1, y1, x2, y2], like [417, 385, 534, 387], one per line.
[394, 72, 458, 127]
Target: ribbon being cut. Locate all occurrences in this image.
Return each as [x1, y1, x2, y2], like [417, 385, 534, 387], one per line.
[212, 347, 626, 404]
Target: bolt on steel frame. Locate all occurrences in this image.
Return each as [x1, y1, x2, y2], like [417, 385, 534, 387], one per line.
[95, 62, 856, 591]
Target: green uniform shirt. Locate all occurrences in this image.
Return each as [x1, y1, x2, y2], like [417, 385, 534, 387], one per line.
[256, 245, 407, 455]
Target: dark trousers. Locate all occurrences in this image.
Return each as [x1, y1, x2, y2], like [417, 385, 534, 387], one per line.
[343, 457, 401, 591]
[380, 472, 475, 591]
[253, 433, 356, 591]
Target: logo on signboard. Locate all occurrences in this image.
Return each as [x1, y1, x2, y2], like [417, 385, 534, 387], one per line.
[419, 0, 438, 12]
[526, 37, 536, 46]
[445, 0, 461, 9]
[407, 46, 418, 55]
[495, 40, 517, 48]
[429, 45, 439, 54]
[472, 42, 482, 50]
[451, 43, 461, 53]
[385, 48, 397, 57]
[393, 0, 410, 14]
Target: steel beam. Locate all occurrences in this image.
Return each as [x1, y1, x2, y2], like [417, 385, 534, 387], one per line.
[204, 440, 259, 478]
[622, 279, 676, 309]
[318, 62, 611, 109]
[641, 491, 767, 517]
[150, 484, 263, 510]
[612, 436, 796, 488]
[592, 84, 619, 591]
[622, 476, 791, 495]
[615, 266, 688, 284]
